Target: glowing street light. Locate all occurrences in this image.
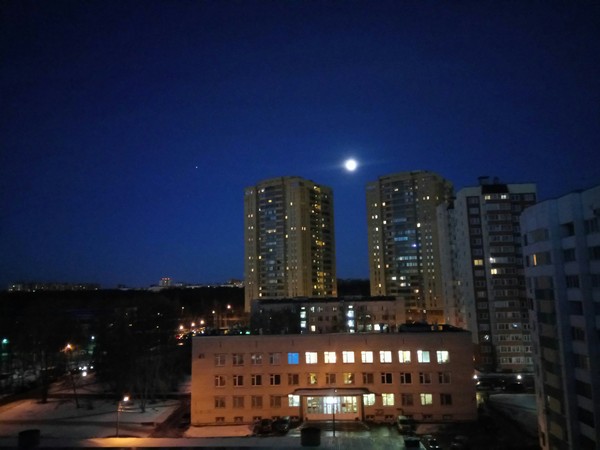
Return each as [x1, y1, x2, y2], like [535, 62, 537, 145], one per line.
[116, 395, 130, 437]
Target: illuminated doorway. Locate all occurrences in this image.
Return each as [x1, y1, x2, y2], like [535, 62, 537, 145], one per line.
[304, 395, 360, 421]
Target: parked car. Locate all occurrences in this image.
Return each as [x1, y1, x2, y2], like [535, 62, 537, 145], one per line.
[253, 418, 273, 435]
[396, 415, 416, 434]
[404, 436, 422, 448]
[424, 436, 442, 449]
[450, 435, 470, 450]
[272, 416, 291, 434]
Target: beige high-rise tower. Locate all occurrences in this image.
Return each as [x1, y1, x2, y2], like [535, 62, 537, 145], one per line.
[366, 171, 453, 324]
[244, 177, 337, 312]
[439, 177, 537, 373]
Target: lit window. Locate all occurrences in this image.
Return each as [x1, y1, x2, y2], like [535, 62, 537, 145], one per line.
[308, 373, 318, 385]
[382, 393, 395, 406]
[343, 372, 354, 384]
[342, 351, 355, 363]
[251, 353, 263, 365]
[417, 350, 430, 363]
[324, 352, 337, 364]
[288, 395, 300, 407]
[363, 393, 375, 406]
[436, 351, 450, 364]
[420, 393, 433, 405]
[288, 352, 299, 365]
[305, 352, 318, 364]
[398, 350, 411, 363]
[361, 351, 374, 363]
[380, 351, 392, 363]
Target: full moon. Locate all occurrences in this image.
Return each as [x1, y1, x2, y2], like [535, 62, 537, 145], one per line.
[344, 158, 358, 172]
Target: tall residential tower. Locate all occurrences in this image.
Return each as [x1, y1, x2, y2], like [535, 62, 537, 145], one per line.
[521, 185, 600, 450]
[244, 177, 336, 311]
[439, 177, 536, 373]
[366, 171, 453, 324]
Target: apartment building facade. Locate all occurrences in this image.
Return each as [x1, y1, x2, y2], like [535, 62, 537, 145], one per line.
[250, 296, 406, 334]
[244, 177, 336, 312]
[439, 177, 536, 373]
[366, 171, 453, 324]
[521, 185, 600, 450]
[191, 331, 477, 426]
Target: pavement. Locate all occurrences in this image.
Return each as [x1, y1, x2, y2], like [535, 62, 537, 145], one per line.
[0, 384, 540, 449]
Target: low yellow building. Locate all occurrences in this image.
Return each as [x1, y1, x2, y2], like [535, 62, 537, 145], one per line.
[191, 327, 477, 426]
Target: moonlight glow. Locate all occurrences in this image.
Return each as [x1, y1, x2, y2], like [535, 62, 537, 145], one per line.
[344, 159, 358, 172]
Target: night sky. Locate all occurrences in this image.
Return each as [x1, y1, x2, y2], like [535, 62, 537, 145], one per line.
[1, 1, 599, 289]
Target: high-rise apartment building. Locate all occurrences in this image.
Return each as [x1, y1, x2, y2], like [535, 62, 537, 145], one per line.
[366, 171, 453, 324]
[521, 185, 600, 450]
[439, 177, 536, 373]
[244, 177, 336, 312]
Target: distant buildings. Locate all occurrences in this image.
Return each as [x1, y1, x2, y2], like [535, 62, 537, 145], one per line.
[439, 177, 536, 373]
[191, 330, 477, 426]
[251, 296, 406, 335]
[521, 185, 600, 450]
[244, 177, 337, 312]
[366, 171, 453, 324]
[7, 282, 100, 292]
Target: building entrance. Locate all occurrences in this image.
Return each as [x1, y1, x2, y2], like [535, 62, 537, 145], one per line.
[304, 395, 360, 421]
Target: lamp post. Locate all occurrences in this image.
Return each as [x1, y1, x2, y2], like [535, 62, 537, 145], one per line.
[116, 395, 129, 437]
[64, 344, 80, 408]
[1, 338, 9, 374]
[332, 389, 338, 438]
[332, 403, 336, 438]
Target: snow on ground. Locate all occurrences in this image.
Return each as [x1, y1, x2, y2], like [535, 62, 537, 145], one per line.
[184, 424, 254, 437]
[0, 397, 179, 439]
[488, 393, 538, 437]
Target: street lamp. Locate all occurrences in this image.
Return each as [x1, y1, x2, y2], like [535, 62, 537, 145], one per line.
[116, 395, 129, 437]
[326, 390, 338, 438]
[63, 344, 81, 408]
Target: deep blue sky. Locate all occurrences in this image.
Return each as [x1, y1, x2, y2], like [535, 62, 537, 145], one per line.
[1, 1, 599, 288]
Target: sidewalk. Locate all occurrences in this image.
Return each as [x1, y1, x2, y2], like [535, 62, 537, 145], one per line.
[0, 397, 180, 440]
